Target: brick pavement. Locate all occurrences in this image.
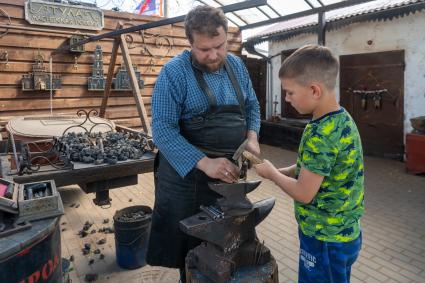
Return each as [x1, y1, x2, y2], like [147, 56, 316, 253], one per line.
[250, 145, 425, 283]
[61, 144, 425, 282]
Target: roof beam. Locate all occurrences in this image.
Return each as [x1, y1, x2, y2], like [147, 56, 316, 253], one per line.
[196, 0, 240, 27]
[211, 0, 248, 25]
[241, 0, 376, 30]
[266, 3, 282, 17]
[257, 6, 272, 19]
[66, 0, 267, 49]
[304, 0, 315, 9]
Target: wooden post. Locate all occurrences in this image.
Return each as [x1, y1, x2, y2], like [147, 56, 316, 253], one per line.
[99, 22, 122, 118]
[119, 33, 152, 136]
[99, 22, 152, 136]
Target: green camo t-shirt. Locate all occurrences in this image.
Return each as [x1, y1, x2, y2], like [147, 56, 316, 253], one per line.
[295, 108, 364, 242]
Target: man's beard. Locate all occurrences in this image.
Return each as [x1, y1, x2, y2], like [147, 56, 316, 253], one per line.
[192, 56, 225, 73]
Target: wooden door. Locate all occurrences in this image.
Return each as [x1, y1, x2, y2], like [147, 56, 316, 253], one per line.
[242, 56, 267, 119]
[340, 50, 404, 159]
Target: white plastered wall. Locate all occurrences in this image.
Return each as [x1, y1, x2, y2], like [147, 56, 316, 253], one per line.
[268, 10, 425, 136]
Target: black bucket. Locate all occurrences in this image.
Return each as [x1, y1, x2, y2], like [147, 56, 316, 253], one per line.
[113, 205, 152, 269]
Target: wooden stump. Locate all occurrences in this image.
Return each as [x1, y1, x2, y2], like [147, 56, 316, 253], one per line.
[186, 256, 279, 283]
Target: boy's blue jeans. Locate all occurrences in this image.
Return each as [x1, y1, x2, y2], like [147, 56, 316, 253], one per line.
[298, 229, 362, 283]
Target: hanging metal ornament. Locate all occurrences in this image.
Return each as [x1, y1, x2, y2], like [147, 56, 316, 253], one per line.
[73, 56, 79, 70]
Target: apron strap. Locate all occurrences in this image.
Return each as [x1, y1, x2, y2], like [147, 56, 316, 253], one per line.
[224, 59, 246, 117]
[193, 67, 217, 108]
[191, 56, 246, 117]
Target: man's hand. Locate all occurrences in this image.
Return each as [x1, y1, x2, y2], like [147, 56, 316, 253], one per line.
[196, 157, 239, 183]
[245, 130, 260, 157]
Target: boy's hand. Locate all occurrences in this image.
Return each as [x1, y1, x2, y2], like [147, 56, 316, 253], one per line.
[253, 159, 279, 180]
[278, 165, 296, 178]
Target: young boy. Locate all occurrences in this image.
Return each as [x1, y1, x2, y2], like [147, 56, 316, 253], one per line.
[254, 44, 364, 283]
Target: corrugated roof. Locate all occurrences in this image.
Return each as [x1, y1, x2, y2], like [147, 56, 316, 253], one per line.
[247, 0, 425, 44]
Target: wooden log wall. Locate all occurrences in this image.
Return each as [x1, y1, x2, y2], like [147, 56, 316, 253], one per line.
[0, 0, 242, 138]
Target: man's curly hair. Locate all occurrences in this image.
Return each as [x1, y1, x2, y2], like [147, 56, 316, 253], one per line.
[185, 5, 228, 44]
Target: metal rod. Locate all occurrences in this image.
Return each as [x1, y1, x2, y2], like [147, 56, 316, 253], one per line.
[67, 0, 267, 50]
[266, 3, 281, 17]
[196, 0, 240, 27]
[241, 0, 376, 30]
[304, 0, 315, 9]
[211, 0, 248, 25]
[318, 11, 326, 45]
[49, 56, 53, 116]
[256, 6, 271, 19]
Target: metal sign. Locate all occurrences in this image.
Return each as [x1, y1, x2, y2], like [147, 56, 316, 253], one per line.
[25, 0, 104, 31]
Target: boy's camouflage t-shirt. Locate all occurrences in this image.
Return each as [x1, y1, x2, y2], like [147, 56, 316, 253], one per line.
[295, 108, 364, 242]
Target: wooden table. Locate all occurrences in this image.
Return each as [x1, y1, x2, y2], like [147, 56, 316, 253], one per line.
[0, 151, 155, 205]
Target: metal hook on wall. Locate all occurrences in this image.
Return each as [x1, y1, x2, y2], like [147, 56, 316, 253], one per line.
[73, 56, 79, 70]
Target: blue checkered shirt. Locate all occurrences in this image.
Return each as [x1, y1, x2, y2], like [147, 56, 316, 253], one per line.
[152, 50, 261, 177]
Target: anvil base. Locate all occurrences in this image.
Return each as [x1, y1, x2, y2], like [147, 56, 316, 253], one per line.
[185, 240, 278, 283]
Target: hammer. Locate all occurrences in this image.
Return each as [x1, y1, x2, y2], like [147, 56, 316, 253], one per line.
[232, 140, 263, 165]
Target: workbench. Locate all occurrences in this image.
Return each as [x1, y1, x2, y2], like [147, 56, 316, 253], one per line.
[0, 151, 155, 206]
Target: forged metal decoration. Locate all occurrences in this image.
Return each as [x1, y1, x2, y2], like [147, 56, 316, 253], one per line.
[17, 109, 153, 175]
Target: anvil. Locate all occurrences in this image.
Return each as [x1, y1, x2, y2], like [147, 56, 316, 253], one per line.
[179, 179, 276, 283]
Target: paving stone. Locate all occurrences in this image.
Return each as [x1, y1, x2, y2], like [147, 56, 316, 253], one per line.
[385, 248, 412, 263]
[410, 259, 425, 270]
[358, 264, 390, 282]
[371, 256, 402, 272]
[380, 266, 411, 283]
[358, 256, 383, 270]
[402, 249, 425, 266]
[391, 258, 422, 274]
[399, 268, 425, 282]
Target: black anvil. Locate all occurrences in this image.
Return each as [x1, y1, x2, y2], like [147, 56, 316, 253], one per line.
[179, 180, 276, 283]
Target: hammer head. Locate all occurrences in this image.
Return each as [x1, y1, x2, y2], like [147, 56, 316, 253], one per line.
[232, 139, 248, 161]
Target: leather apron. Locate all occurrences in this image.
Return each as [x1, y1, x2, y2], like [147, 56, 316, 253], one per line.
[146, 59, 247, 268]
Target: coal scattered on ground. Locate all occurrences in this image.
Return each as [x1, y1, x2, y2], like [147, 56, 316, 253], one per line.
[98, 226, 114, 234]
[85, 273, 98, 282]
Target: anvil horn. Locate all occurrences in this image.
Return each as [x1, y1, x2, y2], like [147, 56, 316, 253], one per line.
[253, 197, 276, 226]
[208, 180, 261, 197]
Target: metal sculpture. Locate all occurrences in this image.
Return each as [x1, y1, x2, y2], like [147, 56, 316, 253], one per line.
[112, 64, 144, 91]
[21, 50, 61, 91]
[88, 45, 106, 91]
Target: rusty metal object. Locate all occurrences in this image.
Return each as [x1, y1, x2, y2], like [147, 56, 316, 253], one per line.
[180, 180, 277, 283]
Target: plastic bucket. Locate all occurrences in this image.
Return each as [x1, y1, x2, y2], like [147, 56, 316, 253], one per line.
[113, 205, 152, 269]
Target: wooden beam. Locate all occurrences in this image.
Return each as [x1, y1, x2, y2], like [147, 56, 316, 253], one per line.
[99, 22, 122, 118]
[119, 34, 152, 136]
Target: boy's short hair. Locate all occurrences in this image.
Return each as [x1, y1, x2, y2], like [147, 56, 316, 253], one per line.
[185, 5, 228, 44]
[279, 44, 339, 90]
